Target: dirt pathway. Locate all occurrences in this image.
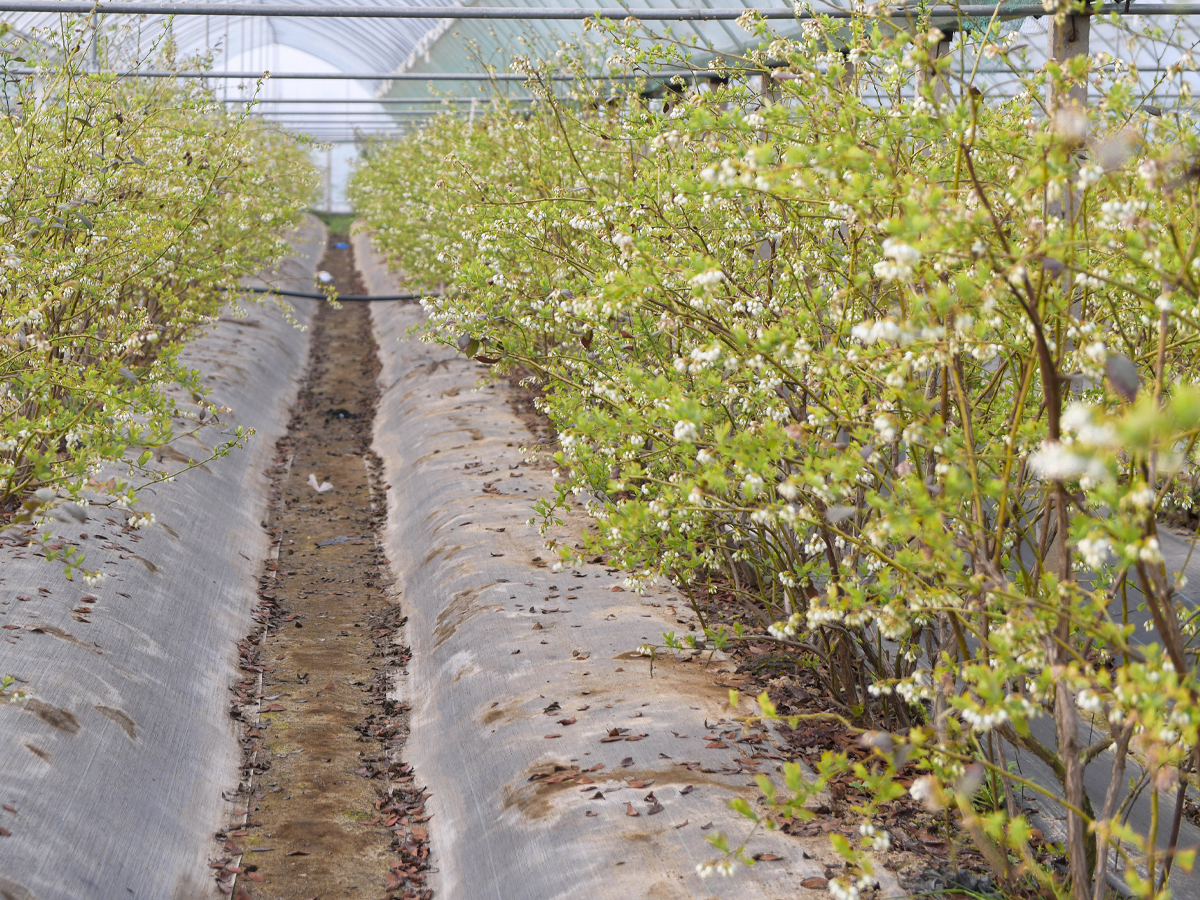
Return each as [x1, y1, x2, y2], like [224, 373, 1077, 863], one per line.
[214, 236, 432, 900]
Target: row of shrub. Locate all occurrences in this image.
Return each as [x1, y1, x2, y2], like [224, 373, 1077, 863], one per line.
[0, 26, 317, 576]
[354, 10, 1200, 900]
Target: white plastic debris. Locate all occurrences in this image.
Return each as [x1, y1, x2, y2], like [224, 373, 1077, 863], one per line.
[316, 270, 334, 284]
[307, 473, 333, 493]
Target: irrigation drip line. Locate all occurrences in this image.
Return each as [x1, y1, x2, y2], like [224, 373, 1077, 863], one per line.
[228, 285, 424, 301]
[252, 110, 446, 114]
[2, 1, 1199, 17]
[222, 97, 539, 103]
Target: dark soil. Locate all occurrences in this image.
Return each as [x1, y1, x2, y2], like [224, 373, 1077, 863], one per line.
[212, 235, 432, 900]
[505, 368, 558, 453]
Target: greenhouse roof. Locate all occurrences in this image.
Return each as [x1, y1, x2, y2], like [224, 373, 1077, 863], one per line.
[381, 0, 789, 102]
[1, 1, 1199, 134]
[0, 0, 448, 81]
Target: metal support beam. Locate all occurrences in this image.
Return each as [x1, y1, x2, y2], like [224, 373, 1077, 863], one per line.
[0, 2, 1193, 19]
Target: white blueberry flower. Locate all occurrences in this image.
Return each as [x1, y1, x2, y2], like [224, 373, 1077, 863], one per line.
[1077, 534, 1113, 569]
[689, 269, 725, 290]
[1076, 165, 1104, 190]
[673, 420, 699, 443]
[1028, 440, 1103, 481]
[910, 775, 942, 810]
[872, 238, 921, 283]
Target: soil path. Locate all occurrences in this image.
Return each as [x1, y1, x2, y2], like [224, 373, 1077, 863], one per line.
[219, 236, 431, 900]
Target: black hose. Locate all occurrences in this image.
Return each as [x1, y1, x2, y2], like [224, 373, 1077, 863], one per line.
[222, 285, 428, 302]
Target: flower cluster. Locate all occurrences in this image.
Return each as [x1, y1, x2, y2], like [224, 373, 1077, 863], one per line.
[0, 36, 317, 578]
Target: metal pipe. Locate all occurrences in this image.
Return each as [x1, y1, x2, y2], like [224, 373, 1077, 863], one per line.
[0, 2, 796, 17]
[2, 2, 1199, 19]
[4, 68, 654, 79]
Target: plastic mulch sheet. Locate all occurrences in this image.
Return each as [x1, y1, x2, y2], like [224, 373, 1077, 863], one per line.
[355, 228, 875, 900]
[0, 218, 325, 900]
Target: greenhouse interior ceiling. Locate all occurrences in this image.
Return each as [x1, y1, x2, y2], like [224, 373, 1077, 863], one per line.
[0, 0, 1196, 208]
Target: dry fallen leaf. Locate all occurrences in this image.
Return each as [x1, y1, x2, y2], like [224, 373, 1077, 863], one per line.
[801, 877, 829, 890]
[625, 802, 639, 817]
[586, 810, 598, 817]
[557, 717, 577, 726]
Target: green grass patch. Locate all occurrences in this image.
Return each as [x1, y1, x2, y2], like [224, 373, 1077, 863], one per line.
[312, 210, 357, 237]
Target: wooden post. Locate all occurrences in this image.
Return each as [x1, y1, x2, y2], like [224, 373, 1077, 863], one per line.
[756, 70, 780, 108]
[1048, 12, 1090, 128]
[753, 70, 779, 270]
[916, 29, 952, 100]
[1048, 13, 1090, 221]
[325, 147, 333, 214]
[1047, 17, 1092, 900]
[755, 70, 779, 142]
